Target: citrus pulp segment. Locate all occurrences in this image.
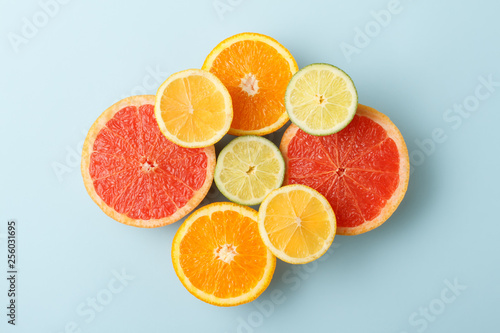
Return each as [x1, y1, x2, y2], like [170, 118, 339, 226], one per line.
[280, 104, 410, 235]
[155, 69, 233, 148]
[214, 136, 285, 205]
[171, 202, 276, 306]
[81, 95, 215, 228]
[202, 32, 298, 136]
[285, 63, 358, 136]
[257, 185, 336, 264]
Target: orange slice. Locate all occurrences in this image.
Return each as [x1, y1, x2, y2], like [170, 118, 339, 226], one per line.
[155, 69, 233, 148]
[81, 95, 215, 228]
[202, 32, 298, 136]
[172, 202, 276, 306]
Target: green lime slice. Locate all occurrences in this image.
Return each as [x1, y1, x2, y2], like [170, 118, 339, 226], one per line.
[285, 63, 358, 136]
[214, 136, 285, 205]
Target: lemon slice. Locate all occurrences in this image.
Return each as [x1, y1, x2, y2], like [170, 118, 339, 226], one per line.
[214, 136, 285, 205]
[155, 69, 233, 148]
[285, 63, 358, 136]
[258, 184, 336, 264]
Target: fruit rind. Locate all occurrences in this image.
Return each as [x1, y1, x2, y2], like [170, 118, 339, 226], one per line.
[257, 184, 337, 264]
[81, 95, 216, 228]
[280, 104, 410, 236]
[171, 202, 276, 306]
[154, 69, 233, 148]
[202, 32, 299, 136]
[214, 136, 285, 206]
[285, 63, 358, 136]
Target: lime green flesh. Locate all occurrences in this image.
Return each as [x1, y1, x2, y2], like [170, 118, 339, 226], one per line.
[286, 64, 357, 136]
[215, 136, 285, 205]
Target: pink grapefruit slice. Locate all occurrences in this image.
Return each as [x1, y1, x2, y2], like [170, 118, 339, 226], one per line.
[280, 104, 409, 235]
[81, 95, 215, 228]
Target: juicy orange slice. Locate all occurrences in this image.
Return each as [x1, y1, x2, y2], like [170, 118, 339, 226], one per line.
[202, 32, 298, 136]
[155, 69, 233, 148]
[171, 202, 276, 306]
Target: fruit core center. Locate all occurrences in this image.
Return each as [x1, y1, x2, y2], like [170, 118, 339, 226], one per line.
[140, 158, 157, 172]
[240, 73, 259, 96]
[336, 167, 346, 177]
[246, 165, 256, 174]
[295, 217, 302, 226]
[215, 244, 237, 264]
[316, 94, 326, 105]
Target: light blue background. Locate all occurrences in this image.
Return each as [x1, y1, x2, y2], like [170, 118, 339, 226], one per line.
[1, 0, 499, 332]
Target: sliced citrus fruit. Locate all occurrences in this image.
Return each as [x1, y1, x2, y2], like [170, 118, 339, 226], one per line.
[172, 202, 276, 306]
[280, 104, 410, 236]
[214, 136, 285, 205]
[285, 63, 358, 136]
[257, 184, 336, 264]
[202, 32, 298, 136]
[154, 69, 233, 148]
[81, 95, 215, 228]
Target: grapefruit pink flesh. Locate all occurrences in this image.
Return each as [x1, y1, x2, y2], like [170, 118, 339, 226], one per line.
[281, 104, 409, 235]
[83, 96, 214, 227]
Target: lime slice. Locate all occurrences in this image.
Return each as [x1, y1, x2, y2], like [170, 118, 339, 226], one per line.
[214, 136, 285, 205]
[285, 63, 358, 136]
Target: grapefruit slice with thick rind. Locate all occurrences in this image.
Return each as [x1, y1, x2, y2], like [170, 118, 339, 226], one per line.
[81, 95, 215, 228]
[280, 104, 409, 236]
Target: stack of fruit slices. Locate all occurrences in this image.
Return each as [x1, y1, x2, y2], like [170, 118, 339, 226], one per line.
[81, 32, 409, 307]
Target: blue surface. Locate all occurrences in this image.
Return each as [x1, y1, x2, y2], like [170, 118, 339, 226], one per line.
[1, 0, 499, 332]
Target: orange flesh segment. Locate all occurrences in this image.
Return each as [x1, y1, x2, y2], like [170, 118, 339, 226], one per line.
[287, 114, 400, 228]
[178, 210, 268, 298]
[208, 40, 293, 131]
[89, 104, 209, 220]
